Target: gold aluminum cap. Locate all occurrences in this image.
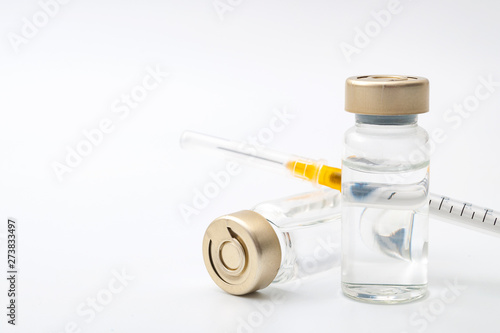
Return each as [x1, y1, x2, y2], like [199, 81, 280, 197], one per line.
[202, 210, 281, 296]
[345, 75, 429, 115]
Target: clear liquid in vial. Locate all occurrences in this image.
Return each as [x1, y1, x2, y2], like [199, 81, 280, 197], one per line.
[341, 158, 429, 304]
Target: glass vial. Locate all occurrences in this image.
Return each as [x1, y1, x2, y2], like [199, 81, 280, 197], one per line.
[341, 75, 430, 304]
[202, 190, 341, 295]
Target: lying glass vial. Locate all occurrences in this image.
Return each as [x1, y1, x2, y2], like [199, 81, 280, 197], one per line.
[202, 190, 341, 295]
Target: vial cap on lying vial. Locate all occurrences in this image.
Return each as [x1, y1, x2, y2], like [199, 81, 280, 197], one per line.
[345, 75, 429, 115]
[202, 210, 282, 295]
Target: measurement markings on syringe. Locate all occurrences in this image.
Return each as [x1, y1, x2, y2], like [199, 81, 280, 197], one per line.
[483, 210, 489, 222]
[433, 197, 496, 224]
[439, 197, 444, 210]
[428, 194, 500, 236]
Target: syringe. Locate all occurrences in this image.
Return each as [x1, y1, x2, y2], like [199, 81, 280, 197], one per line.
[180, 131, 500, 237]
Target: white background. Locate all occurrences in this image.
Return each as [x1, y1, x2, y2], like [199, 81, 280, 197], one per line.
[1, 0, 500, 332]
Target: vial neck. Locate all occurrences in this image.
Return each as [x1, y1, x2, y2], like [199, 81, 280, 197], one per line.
[355, 114, 417, 126]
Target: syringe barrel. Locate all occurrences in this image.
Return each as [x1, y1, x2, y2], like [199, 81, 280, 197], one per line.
[429, 194, 500, 237]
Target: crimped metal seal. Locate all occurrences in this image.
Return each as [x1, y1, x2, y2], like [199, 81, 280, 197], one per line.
[202, 210, 281, 295]
[345, 75, 429, 115]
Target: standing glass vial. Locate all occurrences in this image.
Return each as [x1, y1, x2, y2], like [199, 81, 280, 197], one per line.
[341, 75, 430, 303]
[203, 190, 342, 295]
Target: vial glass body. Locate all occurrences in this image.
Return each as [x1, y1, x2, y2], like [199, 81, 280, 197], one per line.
[203, 189, 342, 295]
[341, 115, 430, 303]
[253, 190, 342, 285]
